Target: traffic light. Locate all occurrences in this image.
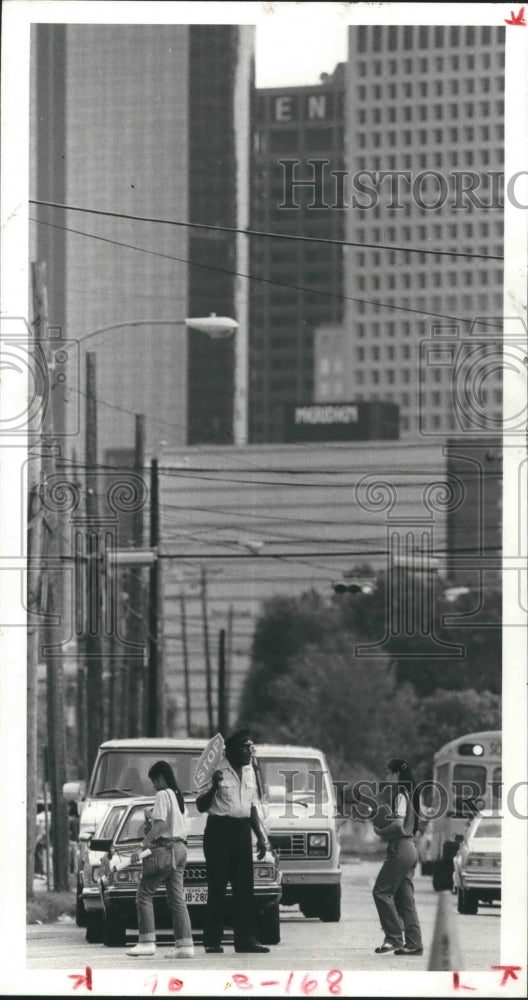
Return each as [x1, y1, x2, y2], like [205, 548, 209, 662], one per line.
[332, 580, 376, 595]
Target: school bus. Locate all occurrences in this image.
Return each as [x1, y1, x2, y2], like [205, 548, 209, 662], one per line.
[426, 730, 502, 890]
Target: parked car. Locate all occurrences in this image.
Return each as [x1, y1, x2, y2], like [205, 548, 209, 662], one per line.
[253, 743, 342, 922]
[453, 810, 501, 914]
[63, 738, 212, 928]
[86, 797, 282, 947]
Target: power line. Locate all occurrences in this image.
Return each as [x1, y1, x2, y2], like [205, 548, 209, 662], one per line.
[30, 216, 503, 330]
[29, 198, 504, 261]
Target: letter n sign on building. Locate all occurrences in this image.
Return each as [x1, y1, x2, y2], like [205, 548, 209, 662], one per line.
[284, 401, 400, 442]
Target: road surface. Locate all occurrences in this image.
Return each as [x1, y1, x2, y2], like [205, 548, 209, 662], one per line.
[26, 859, 500, 974]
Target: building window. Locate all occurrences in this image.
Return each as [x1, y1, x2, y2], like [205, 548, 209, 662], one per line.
[357, 25, 367, 52]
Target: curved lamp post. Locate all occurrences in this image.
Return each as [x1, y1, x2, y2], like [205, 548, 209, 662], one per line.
[79, 314, 239, 343]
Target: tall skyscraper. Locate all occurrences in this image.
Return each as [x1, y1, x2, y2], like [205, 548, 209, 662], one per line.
[249, 64, 346, 443]
[30, 24, 254, 458]
[332, 24, 504, 438]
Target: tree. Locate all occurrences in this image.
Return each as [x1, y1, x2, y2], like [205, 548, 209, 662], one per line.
[410, 688, 502, 780]
[238, 590, 338, 723]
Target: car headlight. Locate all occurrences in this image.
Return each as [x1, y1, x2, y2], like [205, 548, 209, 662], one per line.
[91, 866, 101, 882]
[115, 869, 142, 883]
[307, 833, 329, 856]
[254, 865, 273, 881]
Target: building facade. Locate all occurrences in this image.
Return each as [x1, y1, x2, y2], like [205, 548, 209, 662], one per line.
[249, 65, 346, 442]
[31, 24, 254, 459]
[316, 24, 504, 439]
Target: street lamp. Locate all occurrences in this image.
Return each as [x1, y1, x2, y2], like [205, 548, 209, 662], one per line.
[78, 314, 241, 443]
[79, 314, 239, 344]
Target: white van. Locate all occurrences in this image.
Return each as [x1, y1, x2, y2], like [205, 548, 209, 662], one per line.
[253, 743, 341, 922]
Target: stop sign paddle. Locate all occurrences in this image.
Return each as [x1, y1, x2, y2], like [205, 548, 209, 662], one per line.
[193, 733, 225, 790]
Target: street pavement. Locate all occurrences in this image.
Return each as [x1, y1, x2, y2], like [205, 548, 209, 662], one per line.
[26, 858, 500, 973]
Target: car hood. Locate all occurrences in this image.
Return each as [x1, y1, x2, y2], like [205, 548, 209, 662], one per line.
[466, 837, 501, 854]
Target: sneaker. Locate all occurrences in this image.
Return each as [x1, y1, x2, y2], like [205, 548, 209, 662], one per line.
[126, 942, 156, 957]
[165, 946, 194, 959]
[374, 941, 400, 954]
[394, 945, 424, 956]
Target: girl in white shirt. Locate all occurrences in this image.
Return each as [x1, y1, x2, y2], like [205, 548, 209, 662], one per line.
[126, 760, 193, 960]
[371, 757, 424, 956]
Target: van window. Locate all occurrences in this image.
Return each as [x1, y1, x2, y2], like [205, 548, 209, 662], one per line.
[257, 757, 330, 804]
[90, 751, 203, 797]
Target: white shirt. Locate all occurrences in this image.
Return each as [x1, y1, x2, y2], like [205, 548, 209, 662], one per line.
[151, 788, 187, 840]
[201, 758, 259, 818]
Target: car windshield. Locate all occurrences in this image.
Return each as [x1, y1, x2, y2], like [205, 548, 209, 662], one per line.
[97, 806, 128, 840]
[256, 757, 329, 804]
[117, 804, 154, 844]
[474, 818, 502, 838]
[89, 751, 204, 797]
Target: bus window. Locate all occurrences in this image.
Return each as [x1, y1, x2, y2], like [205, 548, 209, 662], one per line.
[452, 763, 487, 815]
[491, 766, 502, 807]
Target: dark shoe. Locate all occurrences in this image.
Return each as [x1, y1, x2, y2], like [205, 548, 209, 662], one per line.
[234, 942, 270, 954]
[204, 945, 224, 954]
[374, 941, 400, 954]
[394, 946, 424, 956]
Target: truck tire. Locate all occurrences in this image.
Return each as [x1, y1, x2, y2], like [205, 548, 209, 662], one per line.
[318, 884, 341, 922]
[85, 911, 104, 943]
[103, 909, 127, 948]
[299, 892, 319, 918]
[256, 903, 281, 945]
[457, 889, 478, 915]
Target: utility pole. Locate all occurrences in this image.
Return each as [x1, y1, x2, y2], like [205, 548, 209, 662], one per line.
[180, 591, 192, 735]
[226, 604, 233, 734]
[128, 414, 146, 735]
[200, 565, 214, 736]
[217, 628, 227, 736]
[147, 458, 162, 735]
[84, 351, 104, 771]
[29, 261, 69, 892]
[44, 580, 70, 890]
[27, 264, 48, 900]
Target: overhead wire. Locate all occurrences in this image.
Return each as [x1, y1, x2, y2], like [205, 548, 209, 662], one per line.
[29, 198, 504, 261]
[30, 216, 503, 330]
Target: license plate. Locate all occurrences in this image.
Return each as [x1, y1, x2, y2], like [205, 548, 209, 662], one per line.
[185, 887, 208, 904]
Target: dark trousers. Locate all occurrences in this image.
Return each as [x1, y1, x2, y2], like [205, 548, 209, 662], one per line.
[203, 815, 256, 949]
[373, 837, 423, 949]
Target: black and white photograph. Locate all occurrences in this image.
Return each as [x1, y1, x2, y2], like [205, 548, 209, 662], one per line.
[1, 1, 527, 995]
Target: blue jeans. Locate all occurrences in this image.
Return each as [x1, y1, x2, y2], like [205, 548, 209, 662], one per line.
[373, 837, 423, 949]
[136, 843, 193, 946]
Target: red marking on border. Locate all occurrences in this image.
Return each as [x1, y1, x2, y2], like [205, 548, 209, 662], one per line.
[505, 7, 526, 24]
[491, 966, 523, 985]
[453, 972, 476, 991]
[68, 967, 93, 991]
